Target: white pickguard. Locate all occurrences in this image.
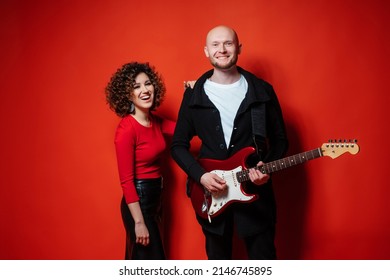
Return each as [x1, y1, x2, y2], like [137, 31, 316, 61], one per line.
[207, 166, 256, 216]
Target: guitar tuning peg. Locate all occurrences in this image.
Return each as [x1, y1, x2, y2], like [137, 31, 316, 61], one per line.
[329, 139, 333, 143]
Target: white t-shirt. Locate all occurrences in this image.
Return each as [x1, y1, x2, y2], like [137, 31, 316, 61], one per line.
[204, 75, 248, 147]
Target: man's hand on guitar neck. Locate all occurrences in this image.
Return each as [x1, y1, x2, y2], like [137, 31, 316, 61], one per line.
[200, 173, 227, 194]
[248, 161, 270, 186]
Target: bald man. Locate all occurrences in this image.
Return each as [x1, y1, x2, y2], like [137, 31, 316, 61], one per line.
[171, 25, 288, 259]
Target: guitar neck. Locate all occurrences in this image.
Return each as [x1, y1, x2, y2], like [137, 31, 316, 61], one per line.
[237, 148, 322, 183]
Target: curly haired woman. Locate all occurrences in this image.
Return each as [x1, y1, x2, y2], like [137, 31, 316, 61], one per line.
[105, 62, 175, 259]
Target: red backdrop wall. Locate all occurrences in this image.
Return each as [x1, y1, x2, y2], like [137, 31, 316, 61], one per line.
[1, 0, 389, 260]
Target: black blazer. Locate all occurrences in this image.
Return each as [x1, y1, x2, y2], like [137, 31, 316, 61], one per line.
[171, 67, 288, 237]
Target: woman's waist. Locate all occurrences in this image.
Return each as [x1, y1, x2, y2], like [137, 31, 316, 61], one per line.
[134, 177, 162, 188]
[134, 177, 163, 198]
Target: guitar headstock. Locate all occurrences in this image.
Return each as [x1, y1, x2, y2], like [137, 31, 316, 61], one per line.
[321, 139, 359, 159]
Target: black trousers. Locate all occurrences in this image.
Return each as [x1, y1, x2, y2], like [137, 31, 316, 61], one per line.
[120, 178, 166, 260]
[203, 214, 277, 260]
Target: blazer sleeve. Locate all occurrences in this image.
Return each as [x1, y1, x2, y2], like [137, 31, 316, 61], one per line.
[263, 83, 289, 162]
[170, 88, 206, 183]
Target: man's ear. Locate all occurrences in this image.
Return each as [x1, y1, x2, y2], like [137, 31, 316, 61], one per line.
[204, 46, 210, 58]
[238, 43, 242, 54]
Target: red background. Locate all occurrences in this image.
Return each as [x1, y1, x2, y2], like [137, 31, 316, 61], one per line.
[1, 0, 389, 260]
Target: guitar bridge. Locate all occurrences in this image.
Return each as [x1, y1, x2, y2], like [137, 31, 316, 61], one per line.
[202, 191, 212, 223]
[201, 191, 210, 213]
[201, 199, 208, 213]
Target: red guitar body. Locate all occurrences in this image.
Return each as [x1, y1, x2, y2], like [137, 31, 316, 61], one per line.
[188, 147, 258, 220]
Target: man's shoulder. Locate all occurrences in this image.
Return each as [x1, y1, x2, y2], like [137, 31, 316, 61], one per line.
[238, 67, 271, 85]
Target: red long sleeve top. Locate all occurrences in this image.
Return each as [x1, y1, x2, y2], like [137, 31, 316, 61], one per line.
[114, 114, 175, 204]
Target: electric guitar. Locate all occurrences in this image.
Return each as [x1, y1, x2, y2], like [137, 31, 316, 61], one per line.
[189, 140, 359, 221]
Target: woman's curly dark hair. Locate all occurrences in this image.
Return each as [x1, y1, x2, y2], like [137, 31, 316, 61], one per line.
[105, 62, 166, 117]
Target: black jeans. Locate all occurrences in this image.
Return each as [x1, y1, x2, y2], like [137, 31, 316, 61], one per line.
[120, 178, 166, 260]
[203, 213, 276, 260]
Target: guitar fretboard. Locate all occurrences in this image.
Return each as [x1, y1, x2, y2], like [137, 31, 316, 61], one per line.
[236, 148, 322, 183]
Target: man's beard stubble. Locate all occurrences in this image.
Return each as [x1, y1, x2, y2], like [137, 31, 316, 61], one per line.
[210, 56, 238, 70]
